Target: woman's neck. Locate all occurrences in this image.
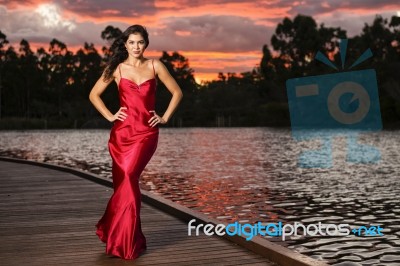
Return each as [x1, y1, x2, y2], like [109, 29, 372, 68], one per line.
[124, 56, 145, 67]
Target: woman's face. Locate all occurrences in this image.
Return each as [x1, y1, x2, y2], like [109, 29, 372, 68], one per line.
[125, 33, 146, 58]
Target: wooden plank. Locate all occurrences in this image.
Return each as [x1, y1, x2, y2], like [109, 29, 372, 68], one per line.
[0, 160, 275, 266]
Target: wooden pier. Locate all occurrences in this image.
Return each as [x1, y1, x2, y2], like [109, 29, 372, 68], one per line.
[0, 159, 277, 265]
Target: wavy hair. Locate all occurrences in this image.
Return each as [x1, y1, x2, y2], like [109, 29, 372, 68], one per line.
[103, 25, 149, 81]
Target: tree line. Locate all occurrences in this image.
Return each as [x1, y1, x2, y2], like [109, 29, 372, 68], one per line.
[0, 14, 399, 129]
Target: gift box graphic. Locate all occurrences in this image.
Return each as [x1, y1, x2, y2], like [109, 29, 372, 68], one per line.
[286, 39, 382, 168]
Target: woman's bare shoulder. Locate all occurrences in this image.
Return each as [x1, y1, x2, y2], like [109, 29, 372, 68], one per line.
[151, 58, 164, 66]
[151, 58, 167, 72]
[111, 64, 121, 79]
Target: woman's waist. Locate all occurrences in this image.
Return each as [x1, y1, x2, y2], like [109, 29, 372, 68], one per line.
[119, 97, 155, 109]
[111, 120, 158, 138]
[112, 116, 158, 129]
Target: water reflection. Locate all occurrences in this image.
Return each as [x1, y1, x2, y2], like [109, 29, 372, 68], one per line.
[0, 128, 399, 265]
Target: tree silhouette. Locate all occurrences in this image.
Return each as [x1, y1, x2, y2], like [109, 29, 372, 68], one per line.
[101, 25, 122, 62]
[0, 17, 399, 129]
[270, 14, 346, 77]
[347, 15, 400, 125]
[0, 30, 9, 119]
[157, 51, 197, 126]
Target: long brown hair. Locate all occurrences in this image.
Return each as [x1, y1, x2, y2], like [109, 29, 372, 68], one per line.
[103, 25, 149, 81]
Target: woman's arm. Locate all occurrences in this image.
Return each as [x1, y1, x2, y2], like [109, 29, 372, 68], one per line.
[89, 73, 127, 122]
[149, 59, 183, 126]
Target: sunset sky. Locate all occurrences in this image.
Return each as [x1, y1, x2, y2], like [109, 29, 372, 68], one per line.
[1, 0, 399, 82]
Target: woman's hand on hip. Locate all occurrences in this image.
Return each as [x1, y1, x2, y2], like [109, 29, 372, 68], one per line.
[148, 110, 166, 127]
[110, 107, 128, 122]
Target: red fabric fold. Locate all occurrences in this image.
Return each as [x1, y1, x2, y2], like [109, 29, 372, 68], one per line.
[96, 72, 158, 260]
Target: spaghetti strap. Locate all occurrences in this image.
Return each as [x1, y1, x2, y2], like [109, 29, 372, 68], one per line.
[151, 59, 156, 78]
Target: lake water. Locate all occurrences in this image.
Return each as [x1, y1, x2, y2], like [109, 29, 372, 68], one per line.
[0, 128, 399, 265]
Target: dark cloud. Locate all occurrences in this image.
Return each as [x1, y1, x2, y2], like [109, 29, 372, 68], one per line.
[156, 0, 399, 16]
[0, 0, 33, 8]
[316, 11, 397, 37]
[149, 15, 272, 52]
[0, 5, 46, 40]
[58, 0, 157, 17]
[0, 4, 129, 48]
[158, 0, 276, 7]
[0, 0, 158, 17]
[253, 0, 399, 39]
[282, 0, 399, 16]
[1, 2, 275, 52]
[1, 1, 398, 54]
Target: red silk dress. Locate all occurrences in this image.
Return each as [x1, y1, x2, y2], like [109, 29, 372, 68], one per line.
[96, 60, 158, 260]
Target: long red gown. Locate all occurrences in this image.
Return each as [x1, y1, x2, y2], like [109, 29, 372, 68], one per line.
[96, 61, 158, 260]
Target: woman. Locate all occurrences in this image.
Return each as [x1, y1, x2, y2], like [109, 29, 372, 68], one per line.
[89, 24, 183, 260]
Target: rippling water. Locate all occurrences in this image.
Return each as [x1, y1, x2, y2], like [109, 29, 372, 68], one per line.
[0, 128, 399, 265]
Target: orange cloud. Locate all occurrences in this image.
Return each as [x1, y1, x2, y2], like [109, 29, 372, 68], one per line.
[2, 0, 399, 84]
